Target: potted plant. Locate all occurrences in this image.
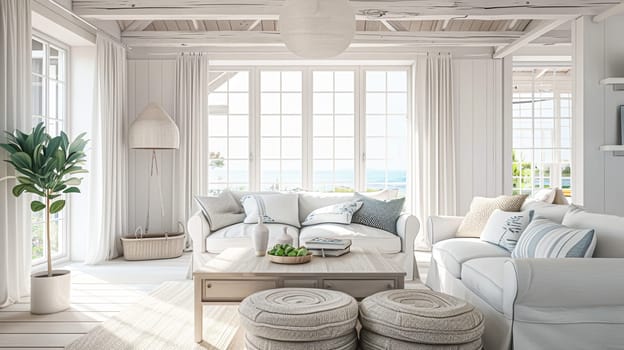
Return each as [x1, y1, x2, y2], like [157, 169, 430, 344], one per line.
[1, 122, 88, 314]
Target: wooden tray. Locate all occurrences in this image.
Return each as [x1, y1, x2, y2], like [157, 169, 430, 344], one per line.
[268, 252, 312, 264]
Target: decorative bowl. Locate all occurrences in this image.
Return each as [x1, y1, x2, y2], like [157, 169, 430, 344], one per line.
[268, 252, 313, 264]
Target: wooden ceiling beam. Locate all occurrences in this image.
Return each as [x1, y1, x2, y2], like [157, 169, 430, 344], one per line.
[120, 30, 569, 48]
[493, 18, 571, 58]
[123, 20, 152, 32]
[593, 1, 624, 22]
[73, 0, 614, 20]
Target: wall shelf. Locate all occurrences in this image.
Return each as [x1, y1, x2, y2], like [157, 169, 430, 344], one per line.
[600, 78, 624, 90]
[600, 145, 624, 156]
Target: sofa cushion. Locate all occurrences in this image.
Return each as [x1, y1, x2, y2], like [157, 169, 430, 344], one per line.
[297, 190, 399, 223]
[432, 238, 511, 278]
[302, 200, 363, 226]
[242, 193, 300, 227]
[461, 257, 509, 313]
[562, 206, 624, 258]
[194, 190, 245, 231]
[521, 201, 570, 224]
[351, 194, 405, 234]
[480, 209, 534, 251]
[299, 224, 401, 254]
[206, 223, 299, 253]
[511, 218, 596, 258]
[457, 195, 527, 238]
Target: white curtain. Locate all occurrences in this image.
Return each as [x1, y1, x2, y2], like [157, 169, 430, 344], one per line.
[86, 33, 128, 264]
[173, 53, 209, 233]
[0, 0, 32, 307]
[412, 53, 456, 250]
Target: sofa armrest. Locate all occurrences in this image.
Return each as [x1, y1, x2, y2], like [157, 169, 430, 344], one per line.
[396, 213, 420, 280]
[187, 211, 211, 254]
[427, 216, 464, 245]
[503, 258, 624, 321]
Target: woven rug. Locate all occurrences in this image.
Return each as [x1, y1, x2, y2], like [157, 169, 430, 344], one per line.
[66, 281, 244, 350]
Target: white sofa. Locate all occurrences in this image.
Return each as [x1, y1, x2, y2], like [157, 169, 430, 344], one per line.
[426, 202, 624, 350]
[188, 191, 420, 280]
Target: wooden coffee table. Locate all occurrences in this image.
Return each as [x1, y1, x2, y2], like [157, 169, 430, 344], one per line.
[193, 247, 405, 343]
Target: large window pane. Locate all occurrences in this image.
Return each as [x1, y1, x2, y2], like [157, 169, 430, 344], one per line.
[512, 67, 572, 197]
[31, 36, 68, 264]
[207, 71, 250, 193]
[260, 71, 303, 191]
[312, 71, 355, 192]
[364, 71, 408, 195]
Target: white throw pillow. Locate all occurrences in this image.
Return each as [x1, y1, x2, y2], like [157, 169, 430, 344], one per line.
[302, 200, 363, 226]
[512, 218, 596, 258]
[242, 193, 300, 227]
[457, 195, 528, 237]
[194, 190, 245, 231]
[480, 209, 534, 251]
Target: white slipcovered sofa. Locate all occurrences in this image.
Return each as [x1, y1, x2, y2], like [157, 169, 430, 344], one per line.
[188, 191, 420, 280]
[426, 202, 624, 350]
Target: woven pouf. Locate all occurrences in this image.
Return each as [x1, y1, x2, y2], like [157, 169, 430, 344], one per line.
[359, 289, 484, 347]
[359, 329, 482, 350]
[245, 330, 358, 350]
[238, 288, 358, 344]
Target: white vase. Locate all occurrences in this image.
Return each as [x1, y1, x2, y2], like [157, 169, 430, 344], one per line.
[275, 226, 294, 246]
[252, 221, 269, 256]
[30, 270, 71, 314]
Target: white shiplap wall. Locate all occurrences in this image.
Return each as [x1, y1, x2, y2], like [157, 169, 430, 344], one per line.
[127, 60, 178, 234]
[453, 59, 504, 214]
[126, 58, 503, 231]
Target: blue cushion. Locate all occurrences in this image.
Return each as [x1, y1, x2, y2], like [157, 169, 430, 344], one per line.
[512, 218, 596, 258]
[351, 193, 404, 234]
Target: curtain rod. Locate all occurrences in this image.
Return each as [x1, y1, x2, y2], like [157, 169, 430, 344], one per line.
[44, 0, 130, 50]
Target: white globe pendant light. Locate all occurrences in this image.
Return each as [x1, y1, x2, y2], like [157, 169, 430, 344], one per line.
[279, 0, 355, 58]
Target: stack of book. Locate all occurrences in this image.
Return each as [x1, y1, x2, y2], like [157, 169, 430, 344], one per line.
[304, 237, 352, 257]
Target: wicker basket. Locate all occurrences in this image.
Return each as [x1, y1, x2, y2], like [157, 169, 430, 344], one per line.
[121, 224, 185, 261]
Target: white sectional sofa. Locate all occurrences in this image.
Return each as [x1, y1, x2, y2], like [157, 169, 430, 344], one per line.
[426, 202, 624, 350]
[188, 191, 420, 280]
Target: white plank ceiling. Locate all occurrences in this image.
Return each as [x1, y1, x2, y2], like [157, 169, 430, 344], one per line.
[71, 0, 621, 54]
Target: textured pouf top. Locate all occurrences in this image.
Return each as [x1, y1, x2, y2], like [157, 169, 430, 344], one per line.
[238, 288, 358, 342]
[359, 289, 484, 345]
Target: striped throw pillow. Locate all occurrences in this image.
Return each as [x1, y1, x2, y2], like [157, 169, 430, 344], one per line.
[511, 218, 596, 258]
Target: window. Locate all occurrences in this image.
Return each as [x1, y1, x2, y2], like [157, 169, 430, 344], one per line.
[205, 67, 410, 197]
[260, 71, 303, 191]
[31, 36, 68, 263]
[312, 71, 355, 192]
[512, 67, 572, 197]
[207, 71, 251, 194]
[365, 71, 409, 194]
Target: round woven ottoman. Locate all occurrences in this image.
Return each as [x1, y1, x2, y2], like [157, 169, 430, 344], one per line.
[239, 288, 358, 349]
[360, 329, 482, 350]
[359, 289, 484, 349]
[245, 330, 358, 350]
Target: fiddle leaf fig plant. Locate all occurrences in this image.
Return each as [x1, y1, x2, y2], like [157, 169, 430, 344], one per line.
[1, 122, 88, 277]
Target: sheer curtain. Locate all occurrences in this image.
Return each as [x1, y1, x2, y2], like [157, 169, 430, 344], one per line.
[86, 33, 128, 264]
[0, 0, 32, 307]
[173, 53, 209, 233]
[412, 53, 456, 250]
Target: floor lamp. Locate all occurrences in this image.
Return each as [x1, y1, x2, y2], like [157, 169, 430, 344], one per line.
[129, 103, 180, 234]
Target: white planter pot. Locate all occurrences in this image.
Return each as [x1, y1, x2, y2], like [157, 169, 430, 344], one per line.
[30, 270, 71, 314]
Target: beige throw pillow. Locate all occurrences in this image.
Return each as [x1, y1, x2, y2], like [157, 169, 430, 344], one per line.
[456, 195, 528, 237]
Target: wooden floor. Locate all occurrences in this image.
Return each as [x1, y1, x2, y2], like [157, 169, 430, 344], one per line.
[0, 251, 431, 349]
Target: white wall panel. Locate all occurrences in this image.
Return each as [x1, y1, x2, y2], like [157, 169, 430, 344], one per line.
[127, 59, 178, 234]
[453, 59, 504, 214]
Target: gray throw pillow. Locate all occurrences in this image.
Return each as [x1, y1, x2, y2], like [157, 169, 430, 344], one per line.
[194, 190, 245, 231]
[351, 193, 405, 234]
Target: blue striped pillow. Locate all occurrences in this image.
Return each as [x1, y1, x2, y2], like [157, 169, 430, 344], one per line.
[511, 218, 596, 258]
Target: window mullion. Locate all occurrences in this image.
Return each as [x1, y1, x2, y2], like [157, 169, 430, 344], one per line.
[251, 68, 261, 191]
[302, 68, 313, 191]
[355, 67, 365, 192]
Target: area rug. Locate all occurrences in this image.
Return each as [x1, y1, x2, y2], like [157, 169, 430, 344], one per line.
[66, 281, 244, 350]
